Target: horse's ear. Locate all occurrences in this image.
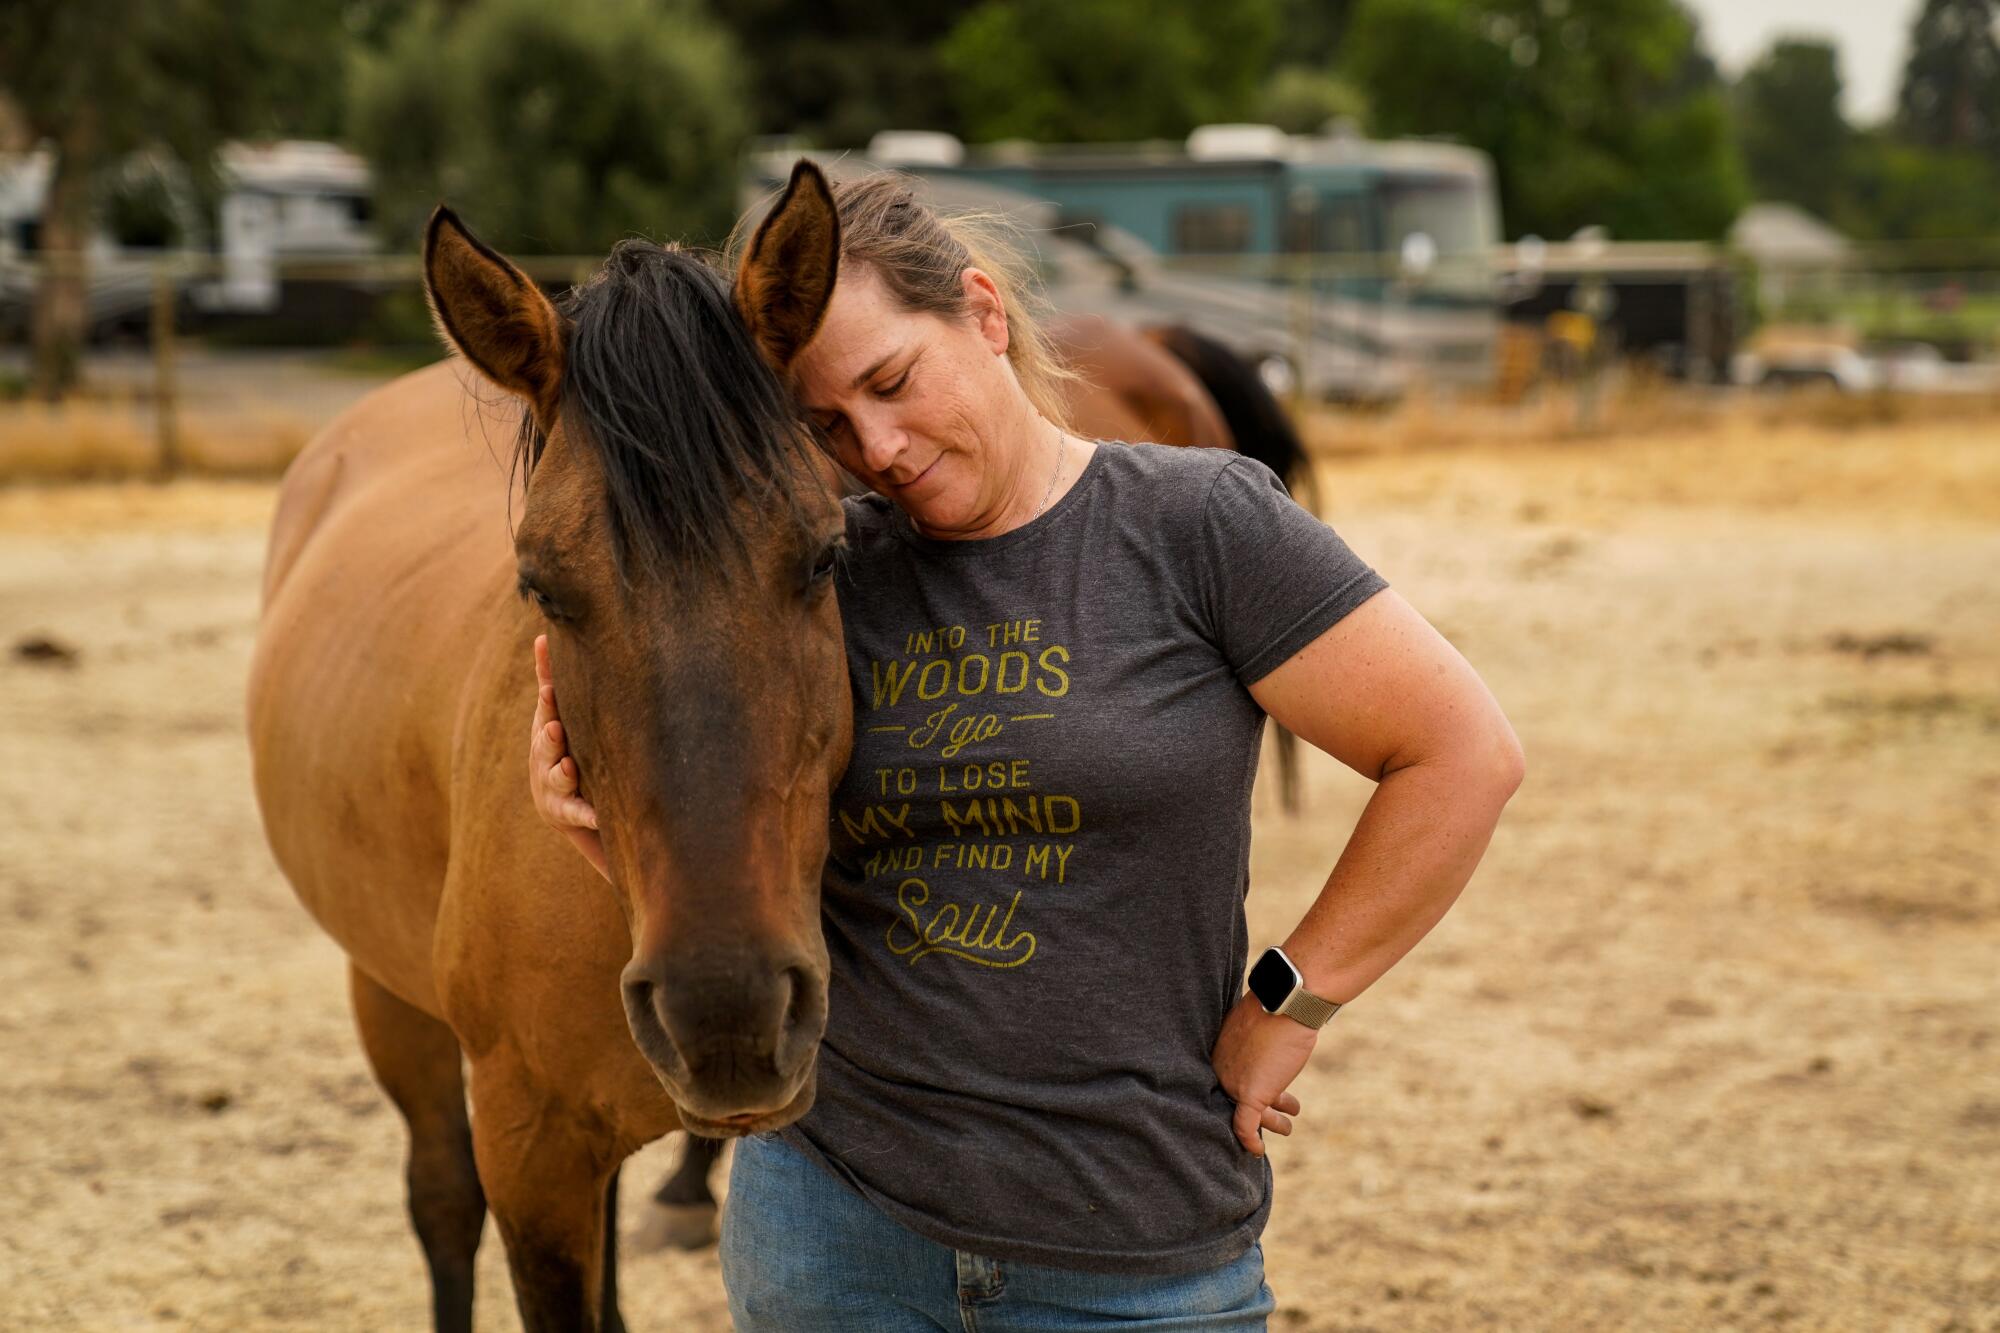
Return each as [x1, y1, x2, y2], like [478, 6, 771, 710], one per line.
[423, 205, 567, 420]
[734, 159, 840, 368]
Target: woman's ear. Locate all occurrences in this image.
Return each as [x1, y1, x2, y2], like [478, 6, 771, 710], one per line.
[961, 267, 1010, 357]
[423, 206, 567, 423]
[735, 159, 841, 368]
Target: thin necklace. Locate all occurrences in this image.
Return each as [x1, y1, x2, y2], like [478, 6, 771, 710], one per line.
[1031, 426, 1066, 522]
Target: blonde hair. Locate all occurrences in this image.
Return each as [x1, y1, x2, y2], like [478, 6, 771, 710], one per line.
[732, 168, 1077, 428]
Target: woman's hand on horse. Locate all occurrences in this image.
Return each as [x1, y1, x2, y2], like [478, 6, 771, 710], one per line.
[532, 634, 610, 883]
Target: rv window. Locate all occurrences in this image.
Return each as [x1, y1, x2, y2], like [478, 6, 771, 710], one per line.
[1378, 176, 1486, 257]
[1318, 197, 1371, 254]
[1173, 204, 1253, 254]
[1281, 195, 1373, 256]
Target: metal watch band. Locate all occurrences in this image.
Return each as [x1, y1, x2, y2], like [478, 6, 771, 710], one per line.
[1276, 986, 1342, 1029]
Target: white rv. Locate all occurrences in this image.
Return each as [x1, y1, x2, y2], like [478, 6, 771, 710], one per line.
[0, 139, 377, 338]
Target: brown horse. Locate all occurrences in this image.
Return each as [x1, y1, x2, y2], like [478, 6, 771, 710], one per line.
[1053, 313, 1318, 514]
[1050, 312, 1231, 448]
[246, 162, 849, 1331]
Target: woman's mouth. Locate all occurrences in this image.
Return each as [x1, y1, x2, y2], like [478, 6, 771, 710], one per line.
[890, 457, 939, 491]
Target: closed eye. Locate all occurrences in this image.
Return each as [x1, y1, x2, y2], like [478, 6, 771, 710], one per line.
[516, 573, 567, 622]
[807, 537, 846, 590]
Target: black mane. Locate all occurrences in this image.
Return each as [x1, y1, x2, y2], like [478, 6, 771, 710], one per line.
[1151, 324, 1307, 496]
[515, 240, 820, 585]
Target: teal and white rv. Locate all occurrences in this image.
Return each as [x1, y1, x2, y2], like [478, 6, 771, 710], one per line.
[749, 124, 1503, 401]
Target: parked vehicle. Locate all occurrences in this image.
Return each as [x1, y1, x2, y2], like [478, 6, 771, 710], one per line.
[0, 140, 378, 342]
[1729, 327, 1996, 394]
[744, 125, 1506, 402]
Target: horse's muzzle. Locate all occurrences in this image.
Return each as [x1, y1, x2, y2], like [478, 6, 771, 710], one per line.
[619, 949, 826, 1121]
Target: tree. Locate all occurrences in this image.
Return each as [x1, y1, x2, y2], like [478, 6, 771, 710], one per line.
[1249, 0, 1368, 139]
[1840, 131, 2000, 240]
[940, 0, 1281, 144]
[1340, 0, 1747, 241]
[1259, 66, 1370, 136]
[707, 0, 982, 148]
[349, 0, 749, 255]
[1736, 38, 1848, 220]
[1273, 0, 1362, 69]
[0, 0, 340, 398]
[1896, 0, 2000, 154]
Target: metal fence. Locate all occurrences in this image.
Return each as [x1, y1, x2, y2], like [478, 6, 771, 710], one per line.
[8, 239, 2000, 479]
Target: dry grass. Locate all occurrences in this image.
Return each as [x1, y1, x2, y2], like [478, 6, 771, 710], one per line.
[1303, 374, 2000, 461]
[0, 398, 313, 483]
[1304, 408, 2000, 533]
[0, 475, 280, 536]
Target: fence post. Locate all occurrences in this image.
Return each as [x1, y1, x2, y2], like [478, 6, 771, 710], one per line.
[152, 262, 180, 479]
[1289, 256, 1312, 419]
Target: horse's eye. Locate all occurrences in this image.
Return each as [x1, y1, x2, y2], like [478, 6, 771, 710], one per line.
[518, 574, 568, 622]
[809, 540, 843, 588]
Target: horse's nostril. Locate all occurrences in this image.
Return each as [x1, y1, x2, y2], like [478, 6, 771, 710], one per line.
[780, 966, 812, 1038]
[622, 974, 669, 1044]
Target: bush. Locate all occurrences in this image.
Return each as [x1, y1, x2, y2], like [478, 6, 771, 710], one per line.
[350, 0, 750, 255]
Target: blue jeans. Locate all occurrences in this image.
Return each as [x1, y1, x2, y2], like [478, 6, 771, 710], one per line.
[719, 1133, 1276, 1331]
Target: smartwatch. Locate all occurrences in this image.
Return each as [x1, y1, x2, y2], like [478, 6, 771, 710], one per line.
[1247, 946, 1342, 1029]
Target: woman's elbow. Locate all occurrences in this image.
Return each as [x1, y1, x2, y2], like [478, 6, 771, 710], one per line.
[1484, 717, 1527, 799]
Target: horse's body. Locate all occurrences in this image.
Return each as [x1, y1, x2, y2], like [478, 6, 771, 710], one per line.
[249, 360, 678, 1327]
[251, 355, 674, 1114]
[1053, 313, 1316, 513]
[1050, 313, 1232, 450]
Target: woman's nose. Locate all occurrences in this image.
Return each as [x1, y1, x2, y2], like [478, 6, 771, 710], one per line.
[853, 415, 906, 475]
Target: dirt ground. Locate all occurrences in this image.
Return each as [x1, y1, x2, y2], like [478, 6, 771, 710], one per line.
[2, 404, 1995, 1330]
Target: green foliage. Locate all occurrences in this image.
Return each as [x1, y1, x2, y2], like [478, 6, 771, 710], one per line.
[1258, 66, 1370, 136]
[1896, 0, 2000, 153]
[1725, 24, 2000, 243]
[0, 0, 341, 181]
[0, 0, 345, 394]
[99, 162, 186, 248]
[349, 0, 749, 254]
[940, 0, 1280, 143]
[1273, 0, 1361, 68]
[1340, 0, 1747, 241]
[707, 1, 980, 148]
[1735, 39, 1848, 221]
[1839, 132, 2000, 241]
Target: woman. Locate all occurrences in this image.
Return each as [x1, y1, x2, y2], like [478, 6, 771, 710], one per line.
[530, 172, 1524, 1329]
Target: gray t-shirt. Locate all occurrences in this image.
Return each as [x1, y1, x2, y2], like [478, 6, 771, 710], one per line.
[778, 442, 1388, 1275]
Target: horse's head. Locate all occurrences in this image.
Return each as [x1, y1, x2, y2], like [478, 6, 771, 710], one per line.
[422, 163, 848, 1135]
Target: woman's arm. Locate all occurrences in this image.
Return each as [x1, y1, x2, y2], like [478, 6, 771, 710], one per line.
[1211, 588, 1525, 1155]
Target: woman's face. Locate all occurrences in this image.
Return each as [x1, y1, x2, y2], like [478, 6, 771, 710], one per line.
[791, 263, 1027, 536]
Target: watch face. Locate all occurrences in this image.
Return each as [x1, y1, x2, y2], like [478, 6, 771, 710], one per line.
[1247, 949, 1299, 1013]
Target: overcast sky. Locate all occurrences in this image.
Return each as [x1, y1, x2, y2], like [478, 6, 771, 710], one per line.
[1679, 0, 1923, 125]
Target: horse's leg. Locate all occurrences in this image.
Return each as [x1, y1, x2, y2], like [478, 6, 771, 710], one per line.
[1275, 724, 1304, 816]
[468, 1053, 624, 1332]
[349, 964, 487, 1333]
[599, 1168, 624, 1333]
[637, 1133, 725, 1251]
